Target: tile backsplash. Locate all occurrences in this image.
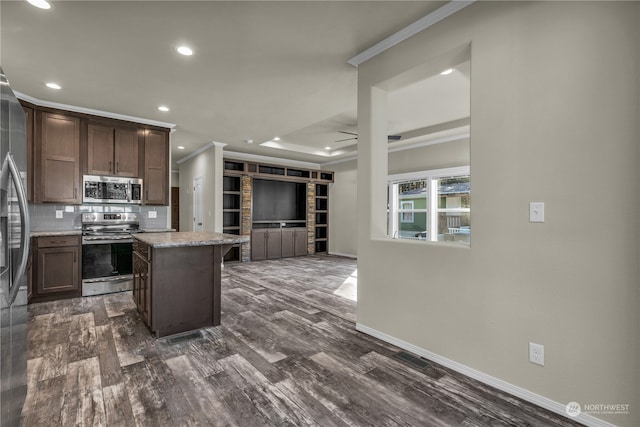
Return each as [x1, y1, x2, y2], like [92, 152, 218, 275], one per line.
[29, 204, 169, 231]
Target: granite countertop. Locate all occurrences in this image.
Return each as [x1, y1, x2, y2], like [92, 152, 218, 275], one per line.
[132, 231, 248, 249]
[30, 230, 82, 237]
[140, 228, 176, 233]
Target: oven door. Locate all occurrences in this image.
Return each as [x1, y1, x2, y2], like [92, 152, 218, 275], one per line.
[81, 239, 133, 296]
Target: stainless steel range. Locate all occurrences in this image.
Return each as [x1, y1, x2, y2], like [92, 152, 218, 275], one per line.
[81, 212, 140, 296]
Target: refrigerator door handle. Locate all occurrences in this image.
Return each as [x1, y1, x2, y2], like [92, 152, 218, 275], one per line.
[4, 153, 30, 304]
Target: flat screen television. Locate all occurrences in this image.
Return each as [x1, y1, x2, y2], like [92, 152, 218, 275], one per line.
[253, 179, 306, 221]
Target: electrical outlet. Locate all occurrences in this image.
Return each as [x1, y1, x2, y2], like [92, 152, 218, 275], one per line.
[55, 210, 63, 219]
[148, 211, 157, 219]
[529, 342, 544, 366]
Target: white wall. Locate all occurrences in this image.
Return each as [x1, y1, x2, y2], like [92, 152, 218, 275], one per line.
[357, 2, 639, 426]
[328, 159, 358, 257]
[178, 145, 223, 232]
[328, 138, 469, 257]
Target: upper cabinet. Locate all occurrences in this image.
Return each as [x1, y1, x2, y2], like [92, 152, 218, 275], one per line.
[22, 100, 170, 205]
[22, 105, 34, 202]
[143, 129, 169, 205]
[87, 123, 139, 177]
[37, 112, 81, 203]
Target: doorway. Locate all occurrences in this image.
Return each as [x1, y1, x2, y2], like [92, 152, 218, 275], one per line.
[193, 176, 203, 231]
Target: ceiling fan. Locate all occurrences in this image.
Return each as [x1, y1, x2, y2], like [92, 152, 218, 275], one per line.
[335, 131, 402, 143]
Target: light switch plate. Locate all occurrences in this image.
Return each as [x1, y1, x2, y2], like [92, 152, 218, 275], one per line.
[529, 202, 544, 223]
[148, 211, 157, 219]
[55, 210, 63, 219]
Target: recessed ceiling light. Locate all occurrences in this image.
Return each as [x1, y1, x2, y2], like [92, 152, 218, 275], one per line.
[325, 146, 331, 150]
[27, 0, 51, 10]
[158, 105, 170, 112]
[440, 68, 454, 76]
[245, 139, 254, 144]
[273, 137, 280, 141]
[177, 146, 185, 150]
[176, 46, 193, 56]
[45, 82, 61, 90]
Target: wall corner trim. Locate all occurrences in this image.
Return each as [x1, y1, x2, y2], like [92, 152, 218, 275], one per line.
[354, 323, 616, 427]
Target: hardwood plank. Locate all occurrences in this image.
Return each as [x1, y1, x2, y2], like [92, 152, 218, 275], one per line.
[27, 313, 70, 359]
[21, 357, 43, 416]
[61, 357, 107, 426]
[67, 312, 97, 362]
[122, 354, 191, 426]
[218, 353, 317, 426]
[308, 351, 453, 426]
[110, 310, 154, 367]
[165, 354, 234, 426]
[102, 382, 136, 427]
[103, 291, 136, 318]
[95, 324, 125, 387]
[20, 375, 65, 426]
[38, 343, 68, 381]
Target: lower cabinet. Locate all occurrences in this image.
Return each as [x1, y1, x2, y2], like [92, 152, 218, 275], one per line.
[282, 227, 308, 258]
[251, 227, 307, 261]
[30, 235, 81, 303]
[132, 241, 151, 327]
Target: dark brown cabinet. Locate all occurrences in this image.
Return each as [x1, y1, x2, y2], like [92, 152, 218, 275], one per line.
[37, 112, 81, 203]
[132, 235, 228, 337]
[144, 129, 169, 205]
[87, 123, 139, 177]
[23, 105, 35, 202]
[251, 227, 306, 261]
[30, 235, 81, 303]
[21, 100, 171, 206]
[132, 241, 151, 326]
[282, 227, 307, 258]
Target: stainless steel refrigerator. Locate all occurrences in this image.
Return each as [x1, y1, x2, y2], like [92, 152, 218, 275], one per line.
[0, 66, 30, 426]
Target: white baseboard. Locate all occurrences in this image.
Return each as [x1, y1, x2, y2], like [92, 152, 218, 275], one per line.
[355, 323, 616, 427]
[327, 251, 357, 259]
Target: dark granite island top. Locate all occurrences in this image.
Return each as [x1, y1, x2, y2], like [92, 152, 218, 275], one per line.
[131, 232, 248, 338]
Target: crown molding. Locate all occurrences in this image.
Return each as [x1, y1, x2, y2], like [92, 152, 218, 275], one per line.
[347, 0, 476, 67]
[14, 91, 176, 130]
[175, 141, 227, 165]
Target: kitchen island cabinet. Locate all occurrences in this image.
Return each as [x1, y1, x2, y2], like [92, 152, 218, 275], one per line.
[132, 232, 248, 338]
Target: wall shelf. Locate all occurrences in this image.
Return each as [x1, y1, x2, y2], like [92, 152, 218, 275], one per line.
[314, 183, 329, 254]
[223, 174, 242, 262]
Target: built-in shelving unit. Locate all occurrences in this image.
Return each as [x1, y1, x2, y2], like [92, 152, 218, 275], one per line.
[315, 183, 328, 253]
[223, 173, 242, 262]
[223, 158, 333, 261]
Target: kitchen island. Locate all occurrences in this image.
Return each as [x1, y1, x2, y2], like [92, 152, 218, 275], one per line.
[132, 231, 248, 338]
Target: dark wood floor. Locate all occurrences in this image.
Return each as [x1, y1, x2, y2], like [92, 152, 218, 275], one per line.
[22, 255, 583, 426]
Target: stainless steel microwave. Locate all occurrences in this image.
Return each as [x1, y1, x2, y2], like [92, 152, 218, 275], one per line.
[82, 175, 143, 204]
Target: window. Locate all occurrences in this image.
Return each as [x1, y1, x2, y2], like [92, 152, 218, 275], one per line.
[400, 201, 415, 223]
[388, 167, 470, 243]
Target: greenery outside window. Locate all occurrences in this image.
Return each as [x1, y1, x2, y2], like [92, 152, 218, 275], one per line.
[388, 166, 470, 243]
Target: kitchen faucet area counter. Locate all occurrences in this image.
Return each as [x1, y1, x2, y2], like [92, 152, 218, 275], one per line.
[131, 231, 248, 338]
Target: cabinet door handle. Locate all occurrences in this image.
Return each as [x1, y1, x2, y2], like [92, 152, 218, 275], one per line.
[109, 161, 112, 172]
[74, 188, 77, 199]
[116, 162, 119, 173]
